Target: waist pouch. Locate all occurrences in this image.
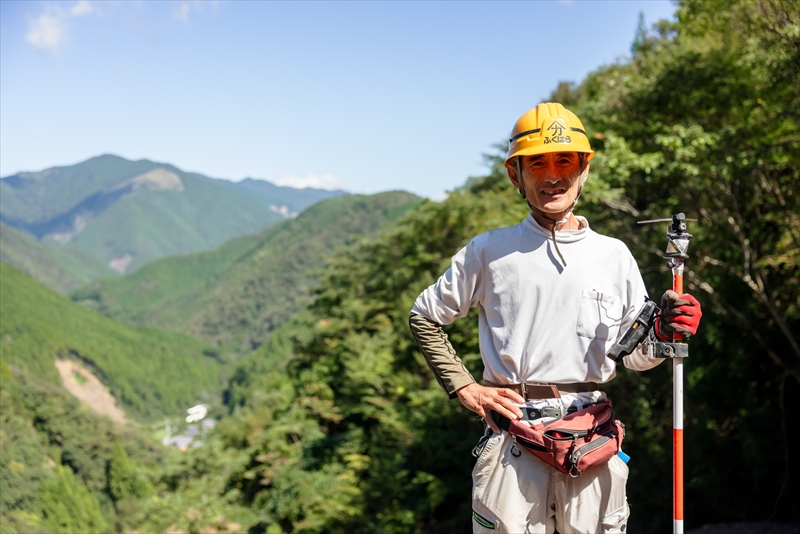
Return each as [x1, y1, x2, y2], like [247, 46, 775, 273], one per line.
[498, 399, 624, 478]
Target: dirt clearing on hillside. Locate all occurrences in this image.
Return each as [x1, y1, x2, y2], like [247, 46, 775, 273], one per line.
[56, 359, 126, 423]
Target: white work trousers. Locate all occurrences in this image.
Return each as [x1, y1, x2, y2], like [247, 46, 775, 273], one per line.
[471, 431, 630, 533]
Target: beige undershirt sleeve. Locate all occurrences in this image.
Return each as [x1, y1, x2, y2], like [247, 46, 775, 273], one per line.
[409, 312, 476, 399]
[623, 342, 665, 371]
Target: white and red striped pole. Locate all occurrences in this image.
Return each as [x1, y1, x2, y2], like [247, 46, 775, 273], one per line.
[639, 213, 693, 533]
[663, 214, 691, 534]
[671, 262, 685, 534]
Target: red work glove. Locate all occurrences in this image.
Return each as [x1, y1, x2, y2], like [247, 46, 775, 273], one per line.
[655, 290, 702, 340]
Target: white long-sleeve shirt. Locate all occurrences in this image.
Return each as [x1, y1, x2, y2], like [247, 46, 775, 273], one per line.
[412, 214, 661, 387]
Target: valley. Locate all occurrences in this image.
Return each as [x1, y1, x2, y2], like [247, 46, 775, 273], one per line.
[72, 191, 421, 351]
[0, 179, 424, 532]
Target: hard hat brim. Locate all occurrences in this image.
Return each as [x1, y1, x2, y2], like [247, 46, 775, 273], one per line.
[505, 145, 595, 167]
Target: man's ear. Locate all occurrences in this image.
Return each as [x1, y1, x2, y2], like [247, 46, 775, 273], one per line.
[506, 158, 521, 189]
[579, 162, 591, 187]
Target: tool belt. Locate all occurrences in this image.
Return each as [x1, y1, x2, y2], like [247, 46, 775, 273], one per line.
[492, 399, 624, 478]
[497, 381, 598, 400]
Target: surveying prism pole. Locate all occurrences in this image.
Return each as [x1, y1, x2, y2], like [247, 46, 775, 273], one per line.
[670, 256, 686, 532]
[637, 213, 693, 534]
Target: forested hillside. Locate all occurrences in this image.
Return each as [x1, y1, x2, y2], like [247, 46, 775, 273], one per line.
[132, 1, 798, 531]
[1, 357, 167, 534]
[0, 263, 236, 533]
[0, 192, 420, 533]
[0, 222, 119, 293]
[0, 264, 223, 420]
[74, 192, 421, 352]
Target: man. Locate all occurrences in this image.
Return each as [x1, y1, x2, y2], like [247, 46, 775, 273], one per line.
[409, 102, 702, 533]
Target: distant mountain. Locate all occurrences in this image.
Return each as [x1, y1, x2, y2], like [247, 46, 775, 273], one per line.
[0, 222, 119, 293]
[72, 191, 421, 352]
[219, 177, 347, 218]
[0, 154, 348, 273]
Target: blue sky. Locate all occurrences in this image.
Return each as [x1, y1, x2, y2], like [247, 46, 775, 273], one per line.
[1, 1, 676, 199]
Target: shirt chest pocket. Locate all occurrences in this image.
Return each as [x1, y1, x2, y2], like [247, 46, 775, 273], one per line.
[576, 289, 623, 341]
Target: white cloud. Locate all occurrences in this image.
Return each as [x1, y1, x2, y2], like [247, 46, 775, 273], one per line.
[174, 2, 192, 25]
[71, 1, 93, 17]
[26, 14, 67, 54]
[174, 1, 220, 25]
[271, 173, 348, 191]
[26, 2, 97, 54]
[25, 1, 219, 54]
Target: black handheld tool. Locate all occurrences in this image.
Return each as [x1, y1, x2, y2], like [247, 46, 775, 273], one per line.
[607, 298, 659, 362]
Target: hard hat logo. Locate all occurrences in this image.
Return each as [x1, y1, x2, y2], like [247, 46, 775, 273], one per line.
[504, 102, 594, 169]
[544, 119, 571, 145]
[546, 120, 567, 137]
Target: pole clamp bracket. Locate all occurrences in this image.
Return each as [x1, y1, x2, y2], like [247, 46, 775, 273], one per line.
[653, 342, 688, 359]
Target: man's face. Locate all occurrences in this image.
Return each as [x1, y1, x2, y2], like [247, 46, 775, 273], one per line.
[508, 152, 585, 220]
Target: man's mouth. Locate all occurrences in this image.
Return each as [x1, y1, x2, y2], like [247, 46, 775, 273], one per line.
[542, 188, 566, 195]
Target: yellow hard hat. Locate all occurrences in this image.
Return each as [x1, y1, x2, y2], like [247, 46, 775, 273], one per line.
[504, 102, 594, 168]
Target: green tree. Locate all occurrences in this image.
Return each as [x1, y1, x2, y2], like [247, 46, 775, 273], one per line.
[575, 0, 800, 525]
[108, 440, 153, 501]
[40, 465, 107, 534]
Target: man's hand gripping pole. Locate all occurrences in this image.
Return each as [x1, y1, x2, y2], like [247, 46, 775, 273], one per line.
[606, 214, 694, 363]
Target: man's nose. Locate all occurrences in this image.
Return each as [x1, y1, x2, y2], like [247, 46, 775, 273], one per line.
[542, 162, 561, 181]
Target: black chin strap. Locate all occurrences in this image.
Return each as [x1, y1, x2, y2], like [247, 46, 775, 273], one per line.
[515, 158, 588, 267]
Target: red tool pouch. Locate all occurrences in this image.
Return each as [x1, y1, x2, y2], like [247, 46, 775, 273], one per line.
[503, 400, 624, 478]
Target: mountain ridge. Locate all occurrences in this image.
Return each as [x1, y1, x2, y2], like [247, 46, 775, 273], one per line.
[0, 222, 119, 293]
[1, 154, 348, 273]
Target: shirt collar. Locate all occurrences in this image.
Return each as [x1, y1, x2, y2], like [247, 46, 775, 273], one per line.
[523, 213, 590, 243]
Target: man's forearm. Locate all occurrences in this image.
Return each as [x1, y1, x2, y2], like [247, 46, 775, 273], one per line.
[409, 312, 476, 398]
